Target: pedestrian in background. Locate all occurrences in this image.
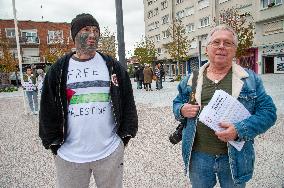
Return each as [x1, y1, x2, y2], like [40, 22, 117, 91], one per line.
[36, 69, 45, 94]
[39, 13, 138, 188]
[160, 64, 165, 88]
[22, 67, 38, 115]
[154, 63, 162, 90]
[173, 25, 277, 187]
[143, 64, 153, 91]
[135, 65, 144, 89]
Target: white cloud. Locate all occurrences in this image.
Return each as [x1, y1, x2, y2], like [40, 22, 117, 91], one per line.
[0, 0, 145, 58]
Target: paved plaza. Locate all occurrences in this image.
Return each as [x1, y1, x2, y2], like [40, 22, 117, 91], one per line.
[0, 74, 283, 188]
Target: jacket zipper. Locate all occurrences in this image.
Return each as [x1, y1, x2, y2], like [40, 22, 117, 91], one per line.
[109, 66, 118, 129]
[58, 68, 65, 146]
[185, 108, 201, 175]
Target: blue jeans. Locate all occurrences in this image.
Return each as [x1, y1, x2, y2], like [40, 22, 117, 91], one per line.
[189, 151, 246, 188]
[156, 78, 161, 89]
[26, 90, 38, 112]
[137, 80, 142, 89]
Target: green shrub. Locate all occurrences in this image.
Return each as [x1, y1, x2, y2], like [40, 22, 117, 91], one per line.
[0, 86, 18, 93]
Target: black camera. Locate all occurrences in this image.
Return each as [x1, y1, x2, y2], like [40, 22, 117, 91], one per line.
[169, 123, 184, 145]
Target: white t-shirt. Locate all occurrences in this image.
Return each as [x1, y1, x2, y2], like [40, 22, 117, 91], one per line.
[37, 74, 45, 92]
[58, 53, 121, 163]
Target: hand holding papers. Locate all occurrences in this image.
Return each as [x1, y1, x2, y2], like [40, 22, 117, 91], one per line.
[199, 90, 251, 151]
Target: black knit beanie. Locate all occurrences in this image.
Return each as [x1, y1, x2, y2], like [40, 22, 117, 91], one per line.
[71, 13, 100, 41]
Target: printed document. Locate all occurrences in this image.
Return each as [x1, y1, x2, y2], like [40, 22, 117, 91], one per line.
[199, 90, 251, 151]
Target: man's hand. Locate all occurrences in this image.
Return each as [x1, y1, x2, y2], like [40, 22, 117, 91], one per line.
[215, 122, 238, 142]
[180, 104, 200, 118]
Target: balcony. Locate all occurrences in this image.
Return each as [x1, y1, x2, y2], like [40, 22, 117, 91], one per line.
[20, 36, 40, 45]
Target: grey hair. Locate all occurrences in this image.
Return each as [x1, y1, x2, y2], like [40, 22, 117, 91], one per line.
[206, 24, 238, 47]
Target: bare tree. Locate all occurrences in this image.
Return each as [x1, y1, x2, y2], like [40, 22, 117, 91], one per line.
[134, 37, 157, 65]
[98, 27, 117, 59]
[164, 21, 190, 77]
[42, 37, 72, 64]
[217, 7, 254, 59]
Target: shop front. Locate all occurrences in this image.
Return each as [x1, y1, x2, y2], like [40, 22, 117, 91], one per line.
[259, 43, 284, 74]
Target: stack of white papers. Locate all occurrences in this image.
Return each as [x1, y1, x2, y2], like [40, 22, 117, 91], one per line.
[22, 82, 36, 91]
[199, 90, 251, 151]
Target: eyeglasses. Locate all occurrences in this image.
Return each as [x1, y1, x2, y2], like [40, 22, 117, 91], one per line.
[209, 40, 236, 49]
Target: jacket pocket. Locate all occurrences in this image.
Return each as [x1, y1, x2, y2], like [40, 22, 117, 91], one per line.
[238, 89, 256, 113]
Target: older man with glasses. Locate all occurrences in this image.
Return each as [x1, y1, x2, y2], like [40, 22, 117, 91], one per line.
[173, 25, 277, 187]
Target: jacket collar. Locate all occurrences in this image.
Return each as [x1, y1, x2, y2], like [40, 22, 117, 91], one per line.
[189, 61, 249, 105]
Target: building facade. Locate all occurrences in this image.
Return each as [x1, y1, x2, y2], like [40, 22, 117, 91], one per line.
[0, 19, 116, 71]
[143, 0, 284, 74]
[0, 19, 72, 68]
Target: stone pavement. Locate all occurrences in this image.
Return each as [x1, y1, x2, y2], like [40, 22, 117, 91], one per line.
[0, 74, 283, 188]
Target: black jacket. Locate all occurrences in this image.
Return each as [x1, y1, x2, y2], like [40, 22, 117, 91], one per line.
[39, 52, 138, 153]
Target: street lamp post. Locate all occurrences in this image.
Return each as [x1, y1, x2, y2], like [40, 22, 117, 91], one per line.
[115, 0, 127, 69]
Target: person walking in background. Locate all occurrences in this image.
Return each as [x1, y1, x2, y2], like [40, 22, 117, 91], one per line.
[160, 64, 165, 88]
[39, 13, 138, 188]
[36, 69, 45, 94]
[143, 64, 153, 91]
[173, 25, 277, 187]
[134, 66, 140, 89]
[154, 63, 162, 90]
[135, 65, 144, 89]
[22, 67, 38, 115]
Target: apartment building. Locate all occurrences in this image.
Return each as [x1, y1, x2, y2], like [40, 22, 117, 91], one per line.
[144, 0, 284, 75]
[254, 0, 284, 74]
[0, 19, 72, 68]
[0, 19, 116, 72]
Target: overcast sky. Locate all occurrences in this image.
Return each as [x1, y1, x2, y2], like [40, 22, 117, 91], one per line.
[0, 0, 145, 57]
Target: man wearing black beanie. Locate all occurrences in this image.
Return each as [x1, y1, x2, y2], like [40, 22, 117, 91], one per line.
[39, 13, 138, 188]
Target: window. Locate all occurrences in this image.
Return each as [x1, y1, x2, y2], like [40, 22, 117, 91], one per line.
[190, 40, 197, 49]
[186, 23, 195, 33]
[201, 35, 208, 46]
[5, 28, 15, 38]
[157, 48, 162, 54]
[261, 0, 282, 8]
[148, 11, 153, 19]
[156, 34, 161, 42]
[161, 0, 168, 9]
[263, 19, 284, 35]
[176, 10, 185, 20]
[176, 0, 183, 4]
[219, 0, 230, 3]
[162, 14, 169, 24]
[48, 30, 63, 44]
[154, 21, 159, 29]
[200, 17, 210, 27]
[162, 30, 170, 38]
[148, 21, 159, 31]
[149, 36, 155, 42]
[154, 7, 159, 16]
[148, 22, 155, 31]
[185, 6, 194, 16]
[198, 0, 209, 9]
[21, 30, 38, 43]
